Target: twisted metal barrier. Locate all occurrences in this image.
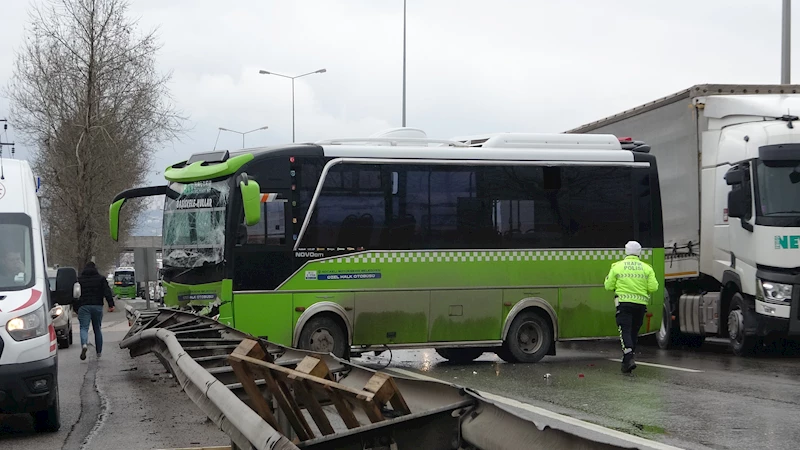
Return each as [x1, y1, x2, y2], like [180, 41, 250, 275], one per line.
[120, 306, 683, 450]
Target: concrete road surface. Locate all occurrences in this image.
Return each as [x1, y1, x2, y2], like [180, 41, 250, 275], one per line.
[355, 339, 800, 450]
[0, 301, 228, 450]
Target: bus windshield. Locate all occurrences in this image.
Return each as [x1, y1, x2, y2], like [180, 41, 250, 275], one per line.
[162, 180, 230, 269]
[114, 271, 135, 286]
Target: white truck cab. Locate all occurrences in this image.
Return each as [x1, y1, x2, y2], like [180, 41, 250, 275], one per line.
[0, 159, 80, 431]
[568, 84, 800, 355]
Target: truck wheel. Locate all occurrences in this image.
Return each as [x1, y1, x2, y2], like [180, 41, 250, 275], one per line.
[728, 293, 761, 356]
[297, 315, 348, 359]
[32, 389, 60, 432]
[435, 348, 484, 364]
[502, 311, 552, 363]
[656, 294, 680, 349]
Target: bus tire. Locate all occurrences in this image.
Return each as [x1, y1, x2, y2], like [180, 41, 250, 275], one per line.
[435, 348, 483, 364]
[503, 310, 552, 363]
[297, 315, 348, 359]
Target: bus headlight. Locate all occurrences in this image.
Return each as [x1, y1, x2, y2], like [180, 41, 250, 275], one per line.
[757, 279, 793, 304]
[7, 305, 48, 341]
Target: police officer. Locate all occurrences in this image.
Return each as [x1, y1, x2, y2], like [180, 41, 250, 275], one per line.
[604, 241, 658, 373]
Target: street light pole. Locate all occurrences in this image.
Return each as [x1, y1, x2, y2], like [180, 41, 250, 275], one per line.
[402, 0, 407, 127]
[258, 68, 327, 143]
[782, 0, 791, 84]
[292, 78, 296, 143]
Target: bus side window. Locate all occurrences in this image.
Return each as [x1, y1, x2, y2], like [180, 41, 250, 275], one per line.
[242, 197, 287, 246]
[265, 201, 287, 245]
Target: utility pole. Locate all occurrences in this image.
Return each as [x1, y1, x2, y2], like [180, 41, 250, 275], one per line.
[782, 0, 791, 84]
[402, 0, 407, 127]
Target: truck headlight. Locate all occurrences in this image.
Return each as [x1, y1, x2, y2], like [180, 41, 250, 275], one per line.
[7, 305, 48, 341]
[757, 279, 793, 304]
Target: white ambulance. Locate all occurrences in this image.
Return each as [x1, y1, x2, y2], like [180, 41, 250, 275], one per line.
[0, 159, 80, 432]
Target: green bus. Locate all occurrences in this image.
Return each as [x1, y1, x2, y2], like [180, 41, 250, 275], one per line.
[109, 130, 664, 363]
[113, 267, 137, 299]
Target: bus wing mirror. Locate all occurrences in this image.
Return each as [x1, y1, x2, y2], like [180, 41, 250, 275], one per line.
[109, 198, 126, 241]
[238, 173, 261, 226]
[55, 267, 79, 304]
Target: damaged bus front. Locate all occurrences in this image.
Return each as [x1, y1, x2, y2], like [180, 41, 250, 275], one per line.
[109, 150, 261, 323]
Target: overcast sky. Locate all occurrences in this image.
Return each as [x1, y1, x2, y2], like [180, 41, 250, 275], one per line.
[0, 0, 796, 188]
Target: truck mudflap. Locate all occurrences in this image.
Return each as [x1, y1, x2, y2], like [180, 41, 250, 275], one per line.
[120, 306, 682, 450]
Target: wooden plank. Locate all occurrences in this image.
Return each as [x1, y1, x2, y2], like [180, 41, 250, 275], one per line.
[357, 396, 385, 423]
[293, 356, 333, 380]
[363, 372, 411, 415]
[251, 365, 314, 441]
[231, 354, 374, 401]
[274, 372, 316, 438]
[291, 379, 335, 435]
[324, 386, 361, 429]
[229, 339, 273, 363]
[229, 359, 281, 430]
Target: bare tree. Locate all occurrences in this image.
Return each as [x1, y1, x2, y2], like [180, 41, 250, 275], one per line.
[6, 0, 184, 271]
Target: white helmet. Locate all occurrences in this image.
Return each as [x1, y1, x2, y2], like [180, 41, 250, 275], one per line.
[625, 241, 642, 256]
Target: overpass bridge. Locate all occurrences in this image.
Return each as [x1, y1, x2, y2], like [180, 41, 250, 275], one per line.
[121, 235, 162, 252]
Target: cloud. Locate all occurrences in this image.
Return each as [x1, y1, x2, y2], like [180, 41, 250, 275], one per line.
[0, 0, 797, 188]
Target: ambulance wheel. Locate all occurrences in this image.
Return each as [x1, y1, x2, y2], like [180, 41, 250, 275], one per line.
[32, 388, 61, 432]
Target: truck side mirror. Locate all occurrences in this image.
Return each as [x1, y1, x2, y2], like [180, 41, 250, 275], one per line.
[727, 188, 749, 219]
[238, 172, 261, 226]
[54, 267, 79, 305]
[724, 167, 746, 185]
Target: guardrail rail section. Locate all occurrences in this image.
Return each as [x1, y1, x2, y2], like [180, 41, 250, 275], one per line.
[120, 307, 684, 450]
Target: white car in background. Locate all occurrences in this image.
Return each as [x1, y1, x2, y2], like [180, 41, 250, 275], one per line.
[47, 268, 73, 349]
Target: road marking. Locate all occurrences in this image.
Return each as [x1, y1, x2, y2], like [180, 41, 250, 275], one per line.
[608, 359, 703, 373]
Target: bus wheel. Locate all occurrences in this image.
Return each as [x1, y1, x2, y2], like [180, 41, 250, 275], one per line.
[435, 348, 483, 364]
[298, 315, 348, 359]
[503, 311, 552, 363]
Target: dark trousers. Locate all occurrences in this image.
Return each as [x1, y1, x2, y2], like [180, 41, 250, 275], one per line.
[616, 301, 647, 355]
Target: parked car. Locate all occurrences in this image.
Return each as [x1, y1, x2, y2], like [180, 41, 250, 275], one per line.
[47, 267, 73, 349]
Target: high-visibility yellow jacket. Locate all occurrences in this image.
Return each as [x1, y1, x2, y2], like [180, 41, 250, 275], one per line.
[604, 255, 658, 305]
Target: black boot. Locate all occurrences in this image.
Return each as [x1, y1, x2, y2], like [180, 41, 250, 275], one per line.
[621, 352, 636, 373]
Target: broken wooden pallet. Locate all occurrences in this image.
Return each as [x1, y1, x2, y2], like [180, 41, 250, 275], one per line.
[227, 339, 411, 442]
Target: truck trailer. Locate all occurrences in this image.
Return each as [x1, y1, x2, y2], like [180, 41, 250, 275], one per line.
[566, 84, 800, 355]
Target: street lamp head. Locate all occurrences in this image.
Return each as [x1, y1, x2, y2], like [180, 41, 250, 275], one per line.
[258, 70, 270, 75]
[316, 69, 327, 74]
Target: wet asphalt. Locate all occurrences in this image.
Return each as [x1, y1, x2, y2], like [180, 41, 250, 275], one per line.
[4, 301, 798, 450]
[0, 301, 227, 450]
[353, 338, 800, 450]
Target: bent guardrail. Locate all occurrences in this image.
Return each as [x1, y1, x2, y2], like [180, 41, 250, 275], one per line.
[120, 306, 683, 450]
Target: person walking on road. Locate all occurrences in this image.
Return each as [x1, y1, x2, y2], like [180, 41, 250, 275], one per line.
[76, 261, 115, 360]
[604, 241, 658, 373]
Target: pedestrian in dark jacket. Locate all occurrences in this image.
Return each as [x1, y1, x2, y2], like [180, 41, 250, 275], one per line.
[76, 261, 115, 360]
